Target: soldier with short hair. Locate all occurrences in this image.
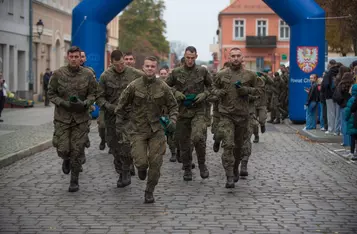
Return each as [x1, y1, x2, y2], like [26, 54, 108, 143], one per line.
[124, 52, 136, 68]
[166, 46, 212, 181]
[212, 47, 259, 188]
[115, 56, 178, 203]
[96, 50, 144, 188]
[48, 46, 98, 192]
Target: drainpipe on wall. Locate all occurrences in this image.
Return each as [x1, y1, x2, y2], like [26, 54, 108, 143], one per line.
[28, 0, 33, 92]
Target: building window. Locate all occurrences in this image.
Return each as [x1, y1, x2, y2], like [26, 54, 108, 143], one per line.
[8, 0, 14, 15]
[279, 20, 290, 40]
[233, 19, 245, 40]
[20, 0, 25, 18]
[257, 20, 267, 36]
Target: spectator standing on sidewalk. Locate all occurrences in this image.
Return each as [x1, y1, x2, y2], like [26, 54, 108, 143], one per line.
[317, 77, 326, 130]
[43, 68, 52, 106]
[304, 74, 319, 130]
[0, 73, 8, 122]
[344, 83, 357, 160]
[321, 59, 340, 134]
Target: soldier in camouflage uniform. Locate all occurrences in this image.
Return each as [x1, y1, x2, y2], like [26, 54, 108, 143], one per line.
[265, 71, 274, 112]
[80, 50, 106, 152]
[115, 56, 178, 203]
[159, 66, 177, 162]
[252, 75, 267, 143]
[97, 50, 144, 188]
[123, 52, 138, 175]
[212, 62, 231, 153]
[166, 46, 212, 181]
[279, 65, 289, 120]
[48, 46, 97, 192]
[268, 72, 284, 124]
[212, 48, 259, 188]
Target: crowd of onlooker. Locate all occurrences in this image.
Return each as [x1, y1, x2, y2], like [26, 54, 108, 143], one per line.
[305, 59, 357, 160]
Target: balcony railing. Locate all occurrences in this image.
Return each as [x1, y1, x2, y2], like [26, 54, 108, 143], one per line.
[246, 36, 277, 48]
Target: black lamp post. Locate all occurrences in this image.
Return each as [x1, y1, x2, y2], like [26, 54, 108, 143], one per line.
[36, 19, 44, 38]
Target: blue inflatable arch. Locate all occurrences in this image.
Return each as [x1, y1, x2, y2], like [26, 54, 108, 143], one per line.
[72, 0, 325, 122]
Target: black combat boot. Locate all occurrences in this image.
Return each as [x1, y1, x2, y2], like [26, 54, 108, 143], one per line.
[233, 167, 239, 183]
[117, 173, 123, 188]
[85, 139, 90, 148]
[68, 172, 79, 192]
[199, 164, 209, 179]
[62, 159, 70, 175]
[182, 163, 196, 170]
[130, 164, 136, 176]
[144, 191, 155, 203]
[183, 169, 192, 181]
[260, 124, 266, 133]
[240, 160, 248, 176]
[176, 149, 182, 163]
[253, 135, 259, 143]
[225, 176, 235, 188]
[138, 169, 147, 180]
[213, 141, 220, 152]
[99, 128, 106, 150]
[170, 152, 177, 162]
[120, 170, 131, 187]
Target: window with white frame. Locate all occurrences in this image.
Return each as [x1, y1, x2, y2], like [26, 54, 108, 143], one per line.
[234, 19, 245, 40]
[257, 20, 267, 36]
[279, 20, 290, 40]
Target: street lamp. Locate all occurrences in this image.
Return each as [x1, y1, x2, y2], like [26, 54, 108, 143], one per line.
[36, 19, 44, 38]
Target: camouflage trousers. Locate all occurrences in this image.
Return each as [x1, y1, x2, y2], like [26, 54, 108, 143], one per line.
[166, 133, 176, 155]
[270, 94, 280, 120]
[97, 110, 106, 141]
[130, 130, 166, 193]
[52, 120, 88, 173]
[241, 116, 255, 162]
[106, 115, 131, 174]
[204, 102, 212, 127]
[211, 112, 220, 141]
[218, 115, 249, 177]
[176, 115, 207, 170]
[253, 106, 267, 135]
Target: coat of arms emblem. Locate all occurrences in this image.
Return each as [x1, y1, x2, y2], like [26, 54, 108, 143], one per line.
[297, 46, 318, 73]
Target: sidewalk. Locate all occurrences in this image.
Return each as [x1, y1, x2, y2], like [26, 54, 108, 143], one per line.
[286, 120, 356, 163]
[0, 103, 55, 168]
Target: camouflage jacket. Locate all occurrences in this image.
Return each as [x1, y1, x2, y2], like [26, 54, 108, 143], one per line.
[212, 66, 258, 118]
[166, 65, 212, 118]
[48, 65, 97, 124]
[255, 76, 267, 107]
[115, 76, 178, 134]
[96, 66, 144, 121]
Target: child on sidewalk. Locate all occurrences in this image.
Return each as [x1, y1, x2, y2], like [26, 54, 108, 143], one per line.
[304, 74, 319, 130]
[344, 83, 357, 160]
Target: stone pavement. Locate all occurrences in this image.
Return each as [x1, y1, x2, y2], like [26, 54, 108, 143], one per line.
[0, 104, 55, 168]
[1, 123, 357, 234]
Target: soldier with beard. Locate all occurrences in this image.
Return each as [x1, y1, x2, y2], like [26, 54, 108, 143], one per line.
[212, 47, 259, 188]
[166, 46, 212, 181]
[48, 46, 98, 192]
[97, 50, 144, 188]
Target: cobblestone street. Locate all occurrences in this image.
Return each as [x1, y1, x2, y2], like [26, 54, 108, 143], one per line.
[1, 123, 357, 234]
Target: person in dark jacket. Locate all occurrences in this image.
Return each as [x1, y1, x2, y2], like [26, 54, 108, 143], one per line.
[344, 84, 357, 160]
[321, 60, 341, 134]
[334, 72, 353, 146]
[304, 74, 319, 130]
[43, 68, 52, 106]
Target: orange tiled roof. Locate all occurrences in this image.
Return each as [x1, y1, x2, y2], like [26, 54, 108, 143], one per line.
[220, 0, 274, 14]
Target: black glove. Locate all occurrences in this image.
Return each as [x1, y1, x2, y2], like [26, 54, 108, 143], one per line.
[60, 100, 72, 109]
[236, 86, 250, 96]
[166, 120, 176, 133]
[70, 99, 87, 113]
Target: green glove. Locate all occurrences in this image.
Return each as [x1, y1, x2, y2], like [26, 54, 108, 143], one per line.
[194, 92, 207, 103]
[174, 91, 186, 101]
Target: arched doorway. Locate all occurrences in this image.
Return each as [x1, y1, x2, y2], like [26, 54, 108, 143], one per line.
[72, 0, 325, 122]
[55, 40, 61, 69]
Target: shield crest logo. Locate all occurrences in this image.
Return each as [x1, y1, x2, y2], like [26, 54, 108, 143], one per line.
[297, 46, 318, 73]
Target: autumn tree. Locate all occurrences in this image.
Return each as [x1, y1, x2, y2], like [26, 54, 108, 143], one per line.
[315, 0, 357, 56]
[119, 0, 170, 67]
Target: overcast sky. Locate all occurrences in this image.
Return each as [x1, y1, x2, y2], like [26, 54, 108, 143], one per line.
[163, 0, 230, 61]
